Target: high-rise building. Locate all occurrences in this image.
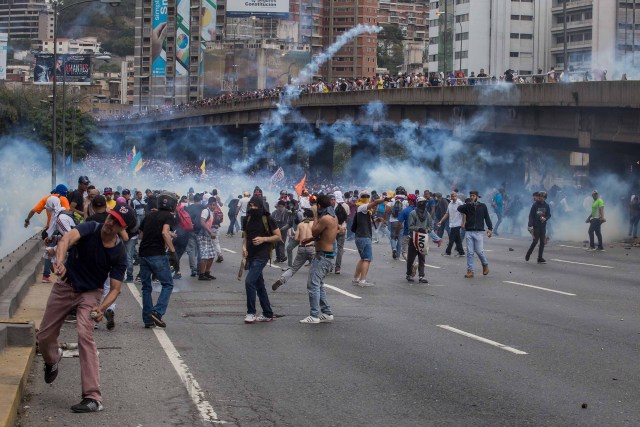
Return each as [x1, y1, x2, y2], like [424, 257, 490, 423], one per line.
[428, 0, 551, 78]
[0, 0, 53, 41]
[550, 0, 630, 78]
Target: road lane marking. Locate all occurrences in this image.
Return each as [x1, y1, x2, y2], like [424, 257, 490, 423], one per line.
[323, 283, 362, 299]
[437, 325, 528, 355]
[425, 264, 441, 269]
[126, 283, 225, 424]
[344, 248, 358, 252]
[503, 280, 576, 296]
[492, 237, 513, 241]
[222, 248, 237, 253]
[551, 259, 613, 269]
[557, 244, 585, 249]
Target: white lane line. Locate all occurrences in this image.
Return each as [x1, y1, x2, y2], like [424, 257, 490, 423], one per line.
[551, 259, 613, 269]
[323, 283, 362, 299]
[437, 325, 528, 355]
[557, 244, 585, 249]
[503, 280, 576, 296]
[425, 264, 441, 269]
[126, 283, 225, 424]
[222, 248, 237, 253]
[344, 248, 358, 252]
[492, 237, 513, 241]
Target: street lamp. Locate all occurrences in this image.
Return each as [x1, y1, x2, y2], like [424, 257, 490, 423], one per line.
[50, 0, 121, 187]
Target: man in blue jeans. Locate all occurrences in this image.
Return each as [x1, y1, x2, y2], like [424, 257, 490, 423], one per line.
[242, 195, 282, 324]
[138, 192, 179, 328]
[457, 190, 493, 278]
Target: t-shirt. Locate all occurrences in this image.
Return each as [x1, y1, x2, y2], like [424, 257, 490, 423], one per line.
[32, 194, 70, 227]
[106, 199, 116, 210]
[245, 214, 278, 260]
[68, 189, 85, 212]
[591, 198, 604, 218]
[86, 212, 109, 224]
[447, 200, 464, 227]
[139, 210, 175, 257]
[398, 206, 415, 236]
[64, 221, 127, 292]
[200, 207, 213, 232]
[237, 197, 251, 216]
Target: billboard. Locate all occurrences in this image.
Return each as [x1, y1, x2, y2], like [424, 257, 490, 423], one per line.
[0, 33, 7, 80]
[33, 54, 92, 84]
[176, 0, 190, 76]
[152, 0, 168, 76]
[226, 0, 289, 18]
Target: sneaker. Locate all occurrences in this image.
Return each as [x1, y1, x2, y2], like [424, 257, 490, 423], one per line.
[437, 239, 442, 247]
[596, 247, 605, 251]
[125, 276, 134, 283]
[44, 347, 63, 384]
[334, 267, 340, 274]
[190, 270, 198, 277]
[300, 315, 320, 324]
[198, 274, 212, 281]
[150, 311, 166, 328]
[418, 277, 429, 284]
[272, 279, 283, 291]
[216, 256, 224, 263]
[401, 252, 406, 261]
[105, 309, 115, 331]
[42, 276, 51, 283]
[464, 271, 474, 278]
[70, 398, 103, 413]
[134, 276, 142, 284]
[442, 253, 451, 257]
[411, 263, 418, 277]
[392, 250, 397, 260]
[256, 315, 274, 322]
[244, 314, 256, 324]
[144, 324, 156, 329]
[525, 252, 531, 262]
[537, 258, 547, 264]
[205, 272, 217, 280]
[455, 253, 465, 257]
[352, 278, 360, 286]
[482, 264, 489, 275]
[406, 275, 415, 282]
[587, 247, 596, 251]
[64, 313, 77, 323]
[358, 280, 374, 287]
[173, 272, 182, 280]
[318, 313, 334, 323]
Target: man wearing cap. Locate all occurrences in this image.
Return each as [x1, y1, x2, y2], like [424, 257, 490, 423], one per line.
[586, 190, 605, 251]
[103, 187, 116, 210]
[37, 202, 136, 413]
[353, 191, 387, 287]
[68, 176, 91, 219]
[24, 185, 71, 282]
[457, 191, 493, 278]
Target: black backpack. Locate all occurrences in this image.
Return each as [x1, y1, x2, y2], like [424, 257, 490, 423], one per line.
[392, 200, 403, 218]
[187, 204, 207, 232]
[335, 203, 348, 225]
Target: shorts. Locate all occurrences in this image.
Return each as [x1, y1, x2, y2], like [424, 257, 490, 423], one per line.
[197, 232, 215, 259]
[355, 237, 373, 261]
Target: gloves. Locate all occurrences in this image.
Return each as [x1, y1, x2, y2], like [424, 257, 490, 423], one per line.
[168, 251, 179, 271]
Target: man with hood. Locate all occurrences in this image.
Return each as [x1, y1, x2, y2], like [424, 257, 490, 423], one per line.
[406, 197, 432, 283]
[526, 191, 551, 263]
[242, 195, 282, 323]
[457, 190, 493, 278]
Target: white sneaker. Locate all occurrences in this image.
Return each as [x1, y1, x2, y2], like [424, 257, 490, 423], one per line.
[358, 280, 374, 287]
[244, 314, 256, 324]
[351, 278, 360, 286]
[318, 313, 334, 323]
[300, 315, 320, 324]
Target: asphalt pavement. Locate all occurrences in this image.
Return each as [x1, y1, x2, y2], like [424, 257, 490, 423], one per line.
[17, 231, 640, 426]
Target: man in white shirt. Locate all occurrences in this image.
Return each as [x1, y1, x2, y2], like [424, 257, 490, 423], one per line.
[437, 191, 465, 256]
[237, 191, 251, 231]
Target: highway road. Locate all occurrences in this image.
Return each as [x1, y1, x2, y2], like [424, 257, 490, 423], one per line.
[18, 232, 640, 426]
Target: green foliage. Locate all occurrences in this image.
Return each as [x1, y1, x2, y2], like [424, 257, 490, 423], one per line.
[377, 24, 404, 73]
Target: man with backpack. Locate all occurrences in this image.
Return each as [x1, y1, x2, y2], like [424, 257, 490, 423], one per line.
[196, 196, 219, 280]
[243, 194, 282, 323]
[332, 191, 349, 274]
[226, 195, 241, 237]
[173, 198, 194, 279]
[185, 193, 204, 277]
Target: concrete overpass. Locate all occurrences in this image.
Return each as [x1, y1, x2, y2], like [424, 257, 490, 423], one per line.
[98, 81, 640, 148]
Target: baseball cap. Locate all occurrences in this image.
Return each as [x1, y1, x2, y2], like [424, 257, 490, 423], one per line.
[122, 188, 131, 195]
[417, 196, 427, 203]
[108, 202, 136, 230]
[78, 175, 90, 184]
[103, 187, 113, 195]
[51, 184, 68, 197]
[469, 190, 481, 198]
[92, 195, 106, 208]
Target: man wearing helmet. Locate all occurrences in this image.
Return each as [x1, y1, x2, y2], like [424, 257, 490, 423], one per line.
[138, 191, 179, 328]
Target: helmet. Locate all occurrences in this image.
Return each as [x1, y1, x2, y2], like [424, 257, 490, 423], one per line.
[395, 186, 407, 196]
[157, 191, 177, 212]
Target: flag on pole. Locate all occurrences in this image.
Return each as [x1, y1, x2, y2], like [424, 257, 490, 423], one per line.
[131, 150, 143, 175]
[200, 159, 206, 176]
[270, 167, 285, 184]
[294, 174, 306, 196]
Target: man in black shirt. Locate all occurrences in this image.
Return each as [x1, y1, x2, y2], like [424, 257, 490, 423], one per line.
[242, 195, 282, 323]
[86, 195, 108, 223]
[457, 190, 493, 278]
[138, 191, 178, 328]
[526, 191, 551, 264]
[37, 202, 136, 413]
[68, 175, 90, 219]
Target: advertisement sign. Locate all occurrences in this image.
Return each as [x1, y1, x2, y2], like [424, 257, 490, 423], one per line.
[226, 0, 289, 18]
[200, 0, 217, 80]
[176, 0, 190, 76]
[33, 54, 92, 84]
[0, 33, 7, 80]
[152, 0, 168, 76]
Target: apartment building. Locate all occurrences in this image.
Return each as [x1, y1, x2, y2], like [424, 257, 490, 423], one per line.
[40, 37, 102, 54]
[0, 0, 53, 41]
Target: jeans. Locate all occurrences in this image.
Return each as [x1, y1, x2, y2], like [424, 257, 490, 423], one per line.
[445, 226, 465, 255]
[335, 233, 346, 269]
[526, 225, 547, 260]
[186, 233, 199, 273]
[494, 210, 503, 234]
[588, 218, 603, 249]
[465, 231, 488, 272]
[139, 255, 174, 325]
[173, 231, 189, 273]
[630, 215, 640, 238]
[125, 237, 137, 280]
[245, 257, 273, 317]
[43, 239, 56, 277]
[286, 238, 299, 268]
[227, 215, 238, 235]
[281, 246, 315, 285]
[307, 255, 333, 318]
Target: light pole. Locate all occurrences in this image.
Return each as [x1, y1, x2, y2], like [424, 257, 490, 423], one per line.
[49, 0, 121, 187]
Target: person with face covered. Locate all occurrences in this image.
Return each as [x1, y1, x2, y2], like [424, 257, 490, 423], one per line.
[406, 197, 433, 283]
[242, 195, 282, 323]
[299, 194, 339, 323]
[457, 191, 493, 278]
[526, 191, 551, 263]
[353, 191, 388, 287]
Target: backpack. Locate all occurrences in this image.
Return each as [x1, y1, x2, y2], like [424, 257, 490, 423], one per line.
[228, 198, 239, 216]
[335, 203, 348, 225]
[393, 199, 403, 218]
[59, 210, 80, 226]
[213, 207, 224, 227]
[176, 204, 194, 232]
[188, 204, 207, 232]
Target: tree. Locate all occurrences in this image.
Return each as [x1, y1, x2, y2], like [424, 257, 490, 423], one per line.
[377, 24, 404, 73]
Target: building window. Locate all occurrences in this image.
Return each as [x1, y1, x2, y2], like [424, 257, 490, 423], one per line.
[454, 51, 468, 59]
[521, 15, 533, 21]
[510, 52, 519, 57]
[521, 34, 533, 39]
[455, 14, 469, 23]
[510, 33, 520, 39]
[511, 15, 520, 20]
[454, 32, 469, 41]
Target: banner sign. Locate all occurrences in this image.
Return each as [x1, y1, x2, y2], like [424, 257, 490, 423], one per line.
[226, 0, 289, 18]
[0, 33, 7, 80]
[33, 54, 92, 84]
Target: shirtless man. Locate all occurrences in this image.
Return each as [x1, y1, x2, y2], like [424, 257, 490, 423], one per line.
[299, 194, 338, 324]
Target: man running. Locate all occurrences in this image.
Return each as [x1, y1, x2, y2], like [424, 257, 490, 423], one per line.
[457, 190, 493, 278]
